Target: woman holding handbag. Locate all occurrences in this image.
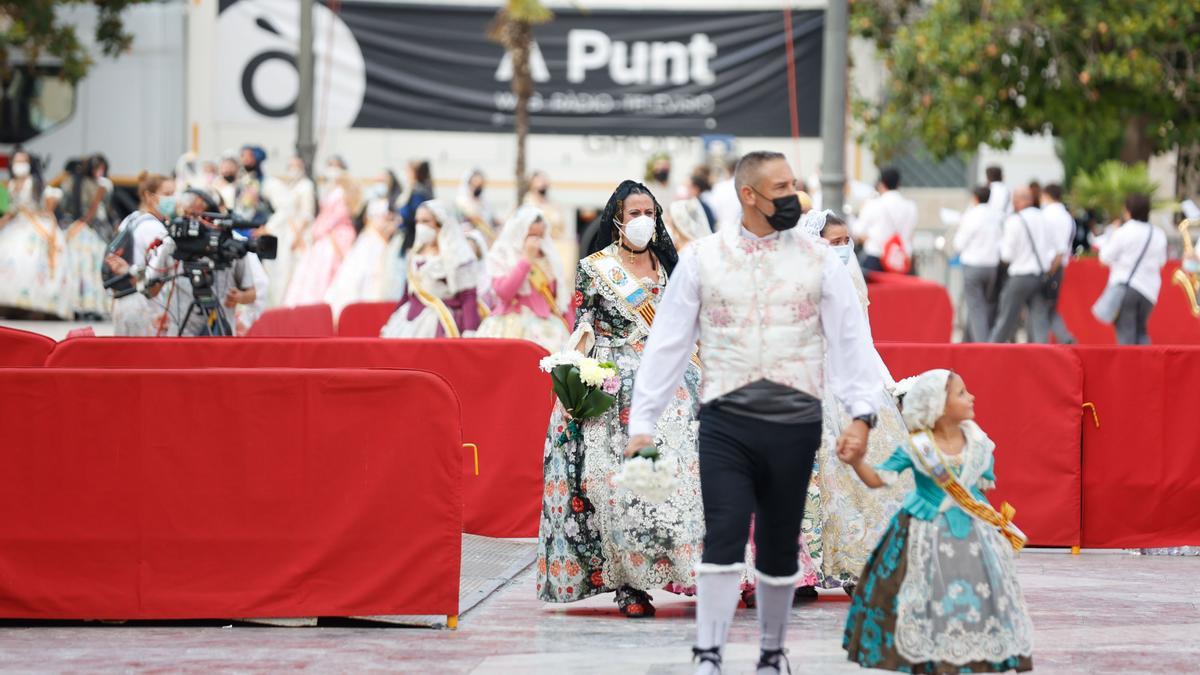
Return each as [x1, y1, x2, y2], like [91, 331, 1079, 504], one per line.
[1094, 193, 1167, 345]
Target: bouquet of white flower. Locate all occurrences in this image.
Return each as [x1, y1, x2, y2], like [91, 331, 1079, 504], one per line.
[539, 351, 621, 420]
[615, 444, 677, 504]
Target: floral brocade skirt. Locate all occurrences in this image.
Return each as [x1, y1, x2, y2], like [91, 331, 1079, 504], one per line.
[844, 512, 1034, 674]
[536, 342, 703, 603]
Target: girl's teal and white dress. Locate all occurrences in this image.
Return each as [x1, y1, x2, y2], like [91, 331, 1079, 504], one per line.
[844, 421, 1033, 673]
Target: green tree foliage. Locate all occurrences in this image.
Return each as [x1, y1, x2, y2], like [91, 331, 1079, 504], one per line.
[851, 0, 1200, 181]
[1070, 161, 1159, 223]
[0, 0, 153, 83]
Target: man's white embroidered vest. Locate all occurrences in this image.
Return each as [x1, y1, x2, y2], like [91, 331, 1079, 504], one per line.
[693, 227, 826, 403]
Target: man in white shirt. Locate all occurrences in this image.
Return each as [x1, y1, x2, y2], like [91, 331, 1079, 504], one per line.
[988, 186, 1056, 343]
[624, 151, 883, 675]
[854, 167, 918, 273]
[986, 165, 1012, 215]
[1040, 184, 1077, 343]
[1099, 193, 1168, 345]
[953, 186, 1004, 342]
[709, 156, 742, 233]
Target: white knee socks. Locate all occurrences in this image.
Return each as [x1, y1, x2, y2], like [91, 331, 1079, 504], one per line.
[693, 565, 743, 675]
[755, 570, 800, 674]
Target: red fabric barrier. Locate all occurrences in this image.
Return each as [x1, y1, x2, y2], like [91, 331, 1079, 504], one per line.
[1058, 258, 1200, 344]
[0, 325, 55, 366]
[337, 301, 397, 337]
[246, 304, 334, 337]
[876, 344, 1083, 546]
[46, 338, 553, 538]
[1072, 346, 1200, 548]
[866, 274, 954, 343]
[0, 368, 462, 620]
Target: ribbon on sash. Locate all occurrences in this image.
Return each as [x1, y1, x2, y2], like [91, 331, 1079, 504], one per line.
[585, 250, 701, 367]
[407, 263, 461, 338]
[528, 262, 569, 329]
[909, 431, 1027, 552]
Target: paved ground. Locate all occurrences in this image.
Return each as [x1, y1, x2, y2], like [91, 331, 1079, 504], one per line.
[0, 549, 1196, 673]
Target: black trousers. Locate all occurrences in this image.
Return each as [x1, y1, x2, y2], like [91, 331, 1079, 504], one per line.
[698, 405, 821, 577]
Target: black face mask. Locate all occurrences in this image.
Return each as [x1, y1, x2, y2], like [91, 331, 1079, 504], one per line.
[754, 189, 802, 231]
[537, 187, 549, 196]
[222, 172, 237, 182]
[473, 186, 484, 198]
[653, 169, 670, 184]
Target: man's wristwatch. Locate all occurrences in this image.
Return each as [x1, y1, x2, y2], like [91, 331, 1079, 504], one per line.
[852, 413, 878, 430]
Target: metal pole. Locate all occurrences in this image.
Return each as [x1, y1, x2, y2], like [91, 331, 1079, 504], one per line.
[819, 0, 848, 216]
[296, 0, 317, 177]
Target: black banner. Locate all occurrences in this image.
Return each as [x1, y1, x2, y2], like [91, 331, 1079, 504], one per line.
[220, 1, 824, 137]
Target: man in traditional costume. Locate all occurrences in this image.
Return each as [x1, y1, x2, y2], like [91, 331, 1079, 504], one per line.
[628, 152, 883, 674]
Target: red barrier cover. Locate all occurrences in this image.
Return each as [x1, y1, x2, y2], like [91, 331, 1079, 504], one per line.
[46, 338, 553, 538]
[337, 301, 398, 337]
[0, 368, 462, 620]
[246, 304, 335, 337]
[1059, 258, 1200, 345]
[1072, 346, 1200, 548]
[866, 274, 954, 343]
[0, 325, 55, 366]
[876, 344, 1083, 546]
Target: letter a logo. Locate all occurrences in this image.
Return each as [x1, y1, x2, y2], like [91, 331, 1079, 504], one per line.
[495, 41, 550, 83]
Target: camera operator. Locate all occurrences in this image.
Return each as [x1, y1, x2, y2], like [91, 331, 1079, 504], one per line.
[145, 190, 258, 336]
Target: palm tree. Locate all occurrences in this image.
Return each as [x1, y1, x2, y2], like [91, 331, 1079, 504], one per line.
[489, 0, 553, 205]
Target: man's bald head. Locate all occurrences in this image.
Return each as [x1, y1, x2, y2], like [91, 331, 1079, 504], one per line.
[1012, 185, 1033, 211]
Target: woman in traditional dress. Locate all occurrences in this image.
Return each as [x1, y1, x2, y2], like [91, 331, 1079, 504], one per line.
[537, 180, 703, 618]
[380, 200, 481, 338]
[284, 156, 359, 306]
[789, 209, 912, 597]
[667, 197, 713, 251]
[455, 168, 499, 244]
[53, 185, 108, 319]
[474, 205, 570, 352]
[0, 167, 73, 319]
[261, 156, 316, 307]
[324, 197, 401, 317]
[842, 369, 1034, 673]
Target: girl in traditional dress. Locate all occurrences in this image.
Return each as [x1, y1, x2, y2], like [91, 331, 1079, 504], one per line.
[474, 205, 570, 352]
[284, 156, 359, 306]
[380, 200, 481, 338]
[789, 210, 913, 596]
[262, 156, 316, 307]
[841, 368, 1034, 673]
[536, 180, 703, 618]
[324, 197, 401, 317]
[0, 167, 73, 319]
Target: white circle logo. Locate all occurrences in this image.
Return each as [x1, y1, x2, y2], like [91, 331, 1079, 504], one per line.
[216, 0, 366, 128]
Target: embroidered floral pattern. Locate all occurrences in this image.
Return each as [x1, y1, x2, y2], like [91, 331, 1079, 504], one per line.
[538, 246, 704, 603]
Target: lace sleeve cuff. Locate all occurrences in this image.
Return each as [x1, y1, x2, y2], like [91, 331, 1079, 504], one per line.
[977, 478, 995, 491]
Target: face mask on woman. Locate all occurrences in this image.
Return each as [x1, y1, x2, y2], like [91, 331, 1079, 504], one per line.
[157, 195, 177, 219]
[414, 223, 438, 249]
[11, 162, 30, 178]
[614, 214, 656, 249]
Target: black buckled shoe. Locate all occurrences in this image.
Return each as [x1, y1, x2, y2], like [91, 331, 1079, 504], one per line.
[692, 646, 722, 672]
[757, 647, 791, 674]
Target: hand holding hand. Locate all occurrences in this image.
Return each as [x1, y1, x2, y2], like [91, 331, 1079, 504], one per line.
[836, 420, 870, 465]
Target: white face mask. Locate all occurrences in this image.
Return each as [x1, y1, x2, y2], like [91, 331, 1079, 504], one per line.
[832, 244, 854, 265]
[414, 223, 438, 249]
[287, 166, 305, 180]
[615, 214, 656, 249]
[11, 162, 30, 178]
[323, 166, 343, 182]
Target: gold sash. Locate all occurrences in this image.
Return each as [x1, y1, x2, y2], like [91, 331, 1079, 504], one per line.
[23, 209, 58, 276]
[909, 431, 1027, 552]
[528, 262, 569, 329]
[407, 262, 461, 338]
